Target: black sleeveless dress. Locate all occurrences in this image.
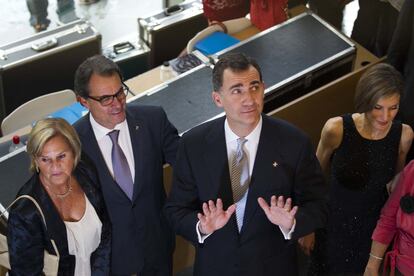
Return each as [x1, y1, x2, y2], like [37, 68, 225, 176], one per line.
[309, 114, 402, 275]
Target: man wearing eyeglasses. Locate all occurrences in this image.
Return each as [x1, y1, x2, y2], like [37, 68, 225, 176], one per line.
[73, 55, 179, 276]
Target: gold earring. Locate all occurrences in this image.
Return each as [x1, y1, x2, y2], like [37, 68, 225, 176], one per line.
[35, 164, 39, 173]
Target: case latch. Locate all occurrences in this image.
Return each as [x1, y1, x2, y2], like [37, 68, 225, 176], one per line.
[0, 50, 7, 60]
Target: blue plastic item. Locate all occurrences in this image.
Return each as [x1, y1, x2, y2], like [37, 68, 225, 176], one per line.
[194, 32, 240, 55]
[48, 102, 88, 125]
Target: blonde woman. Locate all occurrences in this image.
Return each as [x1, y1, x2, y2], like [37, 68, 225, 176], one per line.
[8, 118, 111, 275]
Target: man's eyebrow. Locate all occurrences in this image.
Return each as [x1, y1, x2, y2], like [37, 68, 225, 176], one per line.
[92, 86, 123, 98]
[250, 80, 261, 85]
[229, 83, 243, 90]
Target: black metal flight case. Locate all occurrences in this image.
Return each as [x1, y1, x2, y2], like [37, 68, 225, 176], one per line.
[130, 12, 356, 135]
[138, 0, 208, 67]
[215, 12, 356, 112]
[0, 20, 101, 121]
[129, 64, 219, 134]
[0, 149, 31, 212]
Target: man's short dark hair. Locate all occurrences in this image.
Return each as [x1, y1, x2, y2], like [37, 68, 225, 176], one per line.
[212, 52, 263, 91]
[74, 54, 123, 98]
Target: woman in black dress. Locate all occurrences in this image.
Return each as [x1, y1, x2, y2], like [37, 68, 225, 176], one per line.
[308, 63, 413, 275]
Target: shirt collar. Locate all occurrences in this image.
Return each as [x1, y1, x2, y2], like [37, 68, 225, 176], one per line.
[89, 113, 128, 140]
[224, 116, 263, 143]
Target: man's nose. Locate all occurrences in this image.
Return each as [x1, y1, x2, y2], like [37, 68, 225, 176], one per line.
[242, 90, 254, 104]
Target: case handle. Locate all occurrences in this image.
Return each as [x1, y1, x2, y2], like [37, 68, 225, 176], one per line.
[164, 5, 184, 16]
[113, 42, 135, 55]
[31, 38, 58, 52]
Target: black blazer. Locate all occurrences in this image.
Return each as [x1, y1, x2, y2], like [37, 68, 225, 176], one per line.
[165, 115, 327, 276]
[8, 161, 111, 276]
[74, 105, 179, 275]
[387, 0, 414, 132]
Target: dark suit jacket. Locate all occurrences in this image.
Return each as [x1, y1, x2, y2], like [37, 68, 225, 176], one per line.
[8, 161, 111, 276]
[165, 115, 327, 276]
[387, 0, 414, 137]
[74, 105, 179, 275]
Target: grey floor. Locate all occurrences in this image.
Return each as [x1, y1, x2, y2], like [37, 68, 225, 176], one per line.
[0, 0, 358, 48]
[0, 0, 162, 47]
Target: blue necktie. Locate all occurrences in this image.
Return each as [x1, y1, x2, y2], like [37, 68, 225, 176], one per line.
[108, 130, 134, 200]
[230, 138, 250, 229]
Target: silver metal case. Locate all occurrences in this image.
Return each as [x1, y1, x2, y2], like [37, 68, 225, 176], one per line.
[0, 20, 101, 121]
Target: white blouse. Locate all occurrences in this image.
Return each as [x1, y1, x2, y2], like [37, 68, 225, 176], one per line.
[64, 195, 102, 276]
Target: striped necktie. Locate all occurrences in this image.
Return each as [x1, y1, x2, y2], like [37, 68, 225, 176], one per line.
[230, 137, 250, 229]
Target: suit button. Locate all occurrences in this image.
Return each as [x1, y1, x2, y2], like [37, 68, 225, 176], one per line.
[132, 203, 136, 208]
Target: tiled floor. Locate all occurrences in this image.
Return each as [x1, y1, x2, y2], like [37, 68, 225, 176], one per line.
[0, 0, 361, 48]
[0, 0, 162, 47]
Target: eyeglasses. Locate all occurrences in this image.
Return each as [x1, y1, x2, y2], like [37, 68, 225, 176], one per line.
[87, 83, 130, 106]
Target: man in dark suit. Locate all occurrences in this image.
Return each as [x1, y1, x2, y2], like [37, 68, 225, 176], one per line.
[73, 55, 179, 275]
[165, 52, 327, 276]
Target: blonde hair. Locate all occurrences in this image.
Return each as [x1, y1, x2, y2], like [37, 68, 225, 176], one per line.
[27, 118, 81, 172]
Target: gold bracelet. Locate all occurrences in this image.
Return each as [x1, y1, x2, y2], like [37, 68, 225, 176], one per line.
[369, 253, 383, 261]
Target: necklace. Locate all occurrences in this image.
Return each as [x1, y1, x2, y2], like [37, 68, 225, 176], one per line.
[44, 176, 73, 199]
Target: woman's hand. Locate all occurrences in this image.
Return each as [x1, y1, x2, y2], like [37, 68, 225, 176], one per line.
[298, 232, 315, 255]
[363, 266, 379, 276]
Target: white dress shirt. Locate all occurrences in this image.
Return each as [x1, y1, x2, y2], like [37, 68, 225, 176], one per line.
[224, 117, 262, 232]
[89, 115, 135, 182]
[197, 117, 295, 242]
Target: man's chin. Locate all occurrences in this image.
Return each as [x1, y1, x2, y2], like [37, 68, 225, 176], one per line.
[241, 111, 260, 120]
[113, 117, 126, 125]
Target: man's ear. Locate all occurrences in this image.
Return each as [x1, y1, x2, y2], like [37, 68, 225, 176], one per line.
[78, 96, 90, 109]
[212, 91, 223, 108]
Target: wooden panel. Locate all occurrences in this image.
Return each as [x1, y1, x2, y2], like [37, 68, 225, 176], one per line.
[269, 57, 383, 148]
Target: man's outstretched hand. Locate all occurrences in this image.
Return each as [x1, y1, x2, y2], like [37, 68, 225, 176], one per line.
[198, 198, 236, 235]
[258, 195, 298, 232]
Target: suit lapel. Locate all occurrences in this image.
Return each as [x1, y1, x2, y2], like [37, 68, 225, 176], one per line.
[241, 116, 284, 234]
[125, 111, 144, 201]
[202, 118, 234, 209]
[77, 115, 128, 200]
[202, 118, 239, 233]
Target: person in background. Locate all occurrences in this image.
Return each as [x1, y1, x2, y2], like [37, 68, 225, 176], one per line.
[387, 0, 414, 162]
[364, 160, 414, 276]
[351, 0, 401, 57]
[287, 0, 350, 31]
[25, 0, 95, 32]
[250, 0, 289, 31]
[165, 52, 327, 275]
[26, 0, 51, 31]
[74, 55, 179, 275]
[202, 0, 250, 24]
[8, 118, 111, 275]
[308, 63, 413, 275]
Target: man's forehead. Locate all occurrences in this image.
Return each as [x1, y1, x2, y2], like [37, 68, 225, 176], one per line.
[222, 66, 261, 85]
[89, 73, 122, 94]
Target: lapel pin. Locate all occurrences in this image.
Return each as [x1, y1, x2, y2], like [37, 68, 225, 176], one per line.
[272, 161, 278, 167]
[135, 125, 139, 131]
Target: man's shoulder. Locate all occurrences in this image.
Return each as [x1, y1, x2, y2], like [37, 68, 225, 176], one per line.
[73, 115, 92, 141]
[73, 113, 89, 131]
[182, 116, 224, 140]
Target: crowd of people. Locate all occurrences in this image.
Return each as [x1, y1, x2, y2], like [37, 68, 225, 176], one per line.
[5, 1, 414, 275]
[5, 52, 414, 276]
